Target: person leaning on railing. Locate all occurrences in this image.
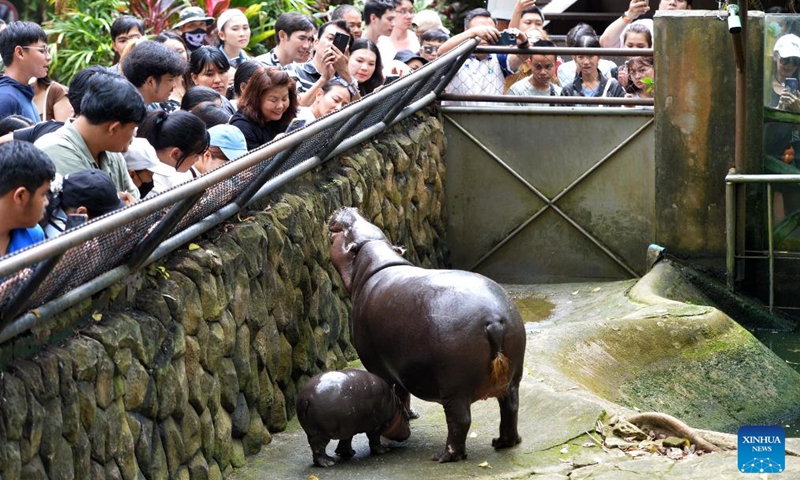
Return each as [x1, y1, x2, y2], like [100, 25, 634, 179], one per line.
[559, 36, 625, 105]
[438, 8, 528, 106]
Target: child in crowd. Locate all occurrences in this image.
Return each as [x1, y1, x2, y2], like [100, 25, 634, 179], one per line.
[43, 169, 126, 238]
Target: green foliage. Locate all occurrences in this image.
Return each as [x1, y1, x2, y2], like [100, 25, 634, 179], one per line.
[44, 0, 125, 84]
[641, 76, 654, 94]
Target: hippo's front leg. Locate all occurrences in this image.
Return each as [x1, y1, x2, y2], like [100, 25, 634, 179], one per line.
[492, 381, 522, 448]
[367, 431, 390, 454]
[334, 437, 356, 458]
[432, 397, 471, 462]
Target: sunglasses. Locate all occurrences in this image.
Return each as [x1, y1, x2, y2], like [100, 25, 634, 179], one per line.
[780, 57, 800, 66]
[422, 45, 439, 54]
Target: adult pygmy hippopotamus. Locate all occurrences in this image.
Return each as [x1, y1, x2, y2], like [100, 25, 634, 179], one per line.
[296, 368, 411, 467]
[328, 207, 526, 462]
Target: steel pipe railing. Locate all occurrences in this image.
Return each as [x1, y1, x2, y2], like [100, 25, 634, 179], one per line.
[725, 172, 800, 314]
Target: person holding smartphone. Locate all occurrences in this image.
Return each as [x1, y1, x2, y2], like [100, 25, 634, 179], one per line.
[42, 169, 126, 238]
[438, 8, 528, 107]
[285, 20, 359, 107]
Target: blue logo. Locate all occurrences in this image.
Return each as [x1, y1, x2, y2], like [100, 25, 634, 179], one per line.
[738, 426, 785, 473]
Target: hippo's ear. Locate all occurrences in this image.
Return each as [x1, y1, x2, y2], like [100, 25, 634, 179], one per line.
[392, 245, 406, 256]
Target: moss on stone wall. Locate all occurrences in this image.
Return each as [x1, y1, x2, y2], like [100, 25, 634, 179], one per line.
[0, 109, 448, 479]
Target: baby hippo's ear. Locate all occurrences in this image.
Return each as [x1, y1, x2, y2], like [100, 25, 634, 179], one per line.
[392, 245, 406, 256]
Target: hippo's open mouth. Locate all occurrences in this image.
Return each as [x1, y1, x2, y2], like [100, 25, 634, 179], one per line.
[327, 207, 360, 233]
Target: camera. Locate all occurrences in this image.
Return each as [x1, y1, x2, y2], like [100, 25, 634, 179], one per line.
[495, 31, 517, 46]
[727, 4, 741, 34]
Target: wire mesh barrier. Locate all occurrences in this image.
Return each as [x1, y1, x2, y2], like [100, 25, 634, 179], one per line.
[0, 38, 480, 345]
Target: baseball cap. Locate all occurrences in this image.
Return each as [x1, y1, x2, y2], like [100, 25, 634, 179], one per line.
[174, 6, 215, 29]
[217, 9, 247, 32]
[775, 34, 800, 59]
[61, 169, 126, 217]
[394, 49, 428, 66]
[412, 10, 449, 35]
[208, 124, 248, 161]
[124, 138, 176, 176]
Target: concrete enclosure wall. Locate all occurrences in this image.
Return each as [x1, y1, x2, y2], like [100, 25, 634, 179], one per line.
[0, 111, 448, 480]
[654, 11, 765, 270]
[443, 109, 655, 283]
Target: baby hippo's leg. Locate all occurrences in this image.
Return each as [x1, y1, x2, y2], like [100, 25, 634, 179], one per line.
[307, 433, 335, 467]
[368, 431, 390, 454]
[335, 437, 356, 458]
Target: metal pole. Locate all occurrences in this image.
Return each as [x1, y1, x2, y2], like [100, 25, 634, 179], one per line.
[733, 1, 749, 292]
[767, 183, 774, 314]
[0, 254, 62, 329]
[726, 169, 736, 291]
[127, 192, 205, 271]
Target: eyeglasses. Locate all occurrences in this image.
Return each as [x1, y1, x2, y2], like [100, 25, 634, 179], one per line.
[396, 9, 414, 16]
[780, 57, 800, 66]
[21, 45, 49, 55]
[532, 62, 554, 70]
[422, 45, 439, 54]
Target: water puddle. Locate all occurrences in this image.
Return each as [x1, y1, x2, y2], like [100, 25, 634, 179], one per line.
[512, 295, 555, 323]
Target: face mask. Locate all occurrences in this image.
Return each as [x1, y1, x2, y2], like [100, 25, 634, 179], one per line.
[183, 29, 207, 50]
[138, 181, 154, 199]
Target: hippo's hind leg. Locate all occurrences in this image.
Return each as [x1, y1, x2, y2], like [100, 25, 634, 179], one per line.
[492, 378, 522, 449]
[307, 434, 336, 467]
[334, 437, 356, 458]
[432, 396, 471, 462]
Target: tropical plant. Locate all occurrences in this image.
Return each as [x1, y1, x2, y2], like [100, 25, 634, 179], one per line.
[127, 0, 188, 34]
[45, 0, 124, 84]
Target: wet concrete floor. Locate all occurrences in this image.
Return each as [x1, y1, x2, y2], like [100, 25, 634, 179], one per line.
[230, 280, 800, 480]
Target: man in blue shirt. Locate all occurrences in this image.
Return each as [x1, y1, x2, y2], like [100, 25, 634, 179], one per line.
[0, 141, 56, 257]
[0, 21, 50, 122]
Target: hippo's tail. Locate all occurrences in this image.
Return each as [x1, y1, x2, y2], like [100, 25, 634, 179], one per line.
[486, 319, 511, 398]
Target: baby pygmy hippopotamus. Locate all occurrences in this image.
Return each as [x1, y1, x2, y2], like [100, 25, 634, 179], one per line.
[296, 368, 411, 467]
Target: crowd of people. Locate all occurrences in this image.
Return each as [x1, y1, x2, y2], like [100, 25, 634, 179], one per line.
[0, 0, 680, 258]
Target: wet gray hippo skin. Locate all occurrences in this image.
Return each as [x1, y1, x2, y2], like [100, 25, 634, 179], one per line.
[296, 368, 411, 467]
[328, 207, 526, 463]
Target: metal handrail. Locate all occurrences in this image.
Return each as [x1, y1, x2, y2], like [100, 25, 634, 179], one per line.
[725, 172, 800, 313]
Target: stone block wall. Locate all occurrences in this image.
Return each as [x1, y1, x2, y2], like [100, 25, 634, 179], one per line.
[0, 110, 448, 479]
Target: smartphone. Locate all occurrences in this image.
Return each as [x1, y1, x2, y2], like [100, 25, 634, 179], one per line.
[65, 213, 88, 230]
[333, 32, 351, 53]
[786, 78, 798, 95]
[286, 118, 307, 133]
[495, 31, 517, 46]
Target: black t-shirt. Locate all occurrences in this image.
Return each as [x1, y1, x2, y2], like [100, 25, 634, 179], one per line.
[13, 120, 64, 143]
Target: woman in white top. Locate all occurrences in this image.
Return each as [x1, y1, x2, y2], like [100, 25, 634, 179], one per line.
[216, 9, 251, 68]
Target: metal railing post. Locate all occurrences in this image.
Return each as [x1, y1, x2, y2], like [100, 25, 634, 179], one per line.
[314, 105, 378, 162]
[233, 144, 300, 208]
[726, 169, 736, 291]
[127, 192, 205, 271]
[767, 182, 774, 314]
[0, 254, 62, 329]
